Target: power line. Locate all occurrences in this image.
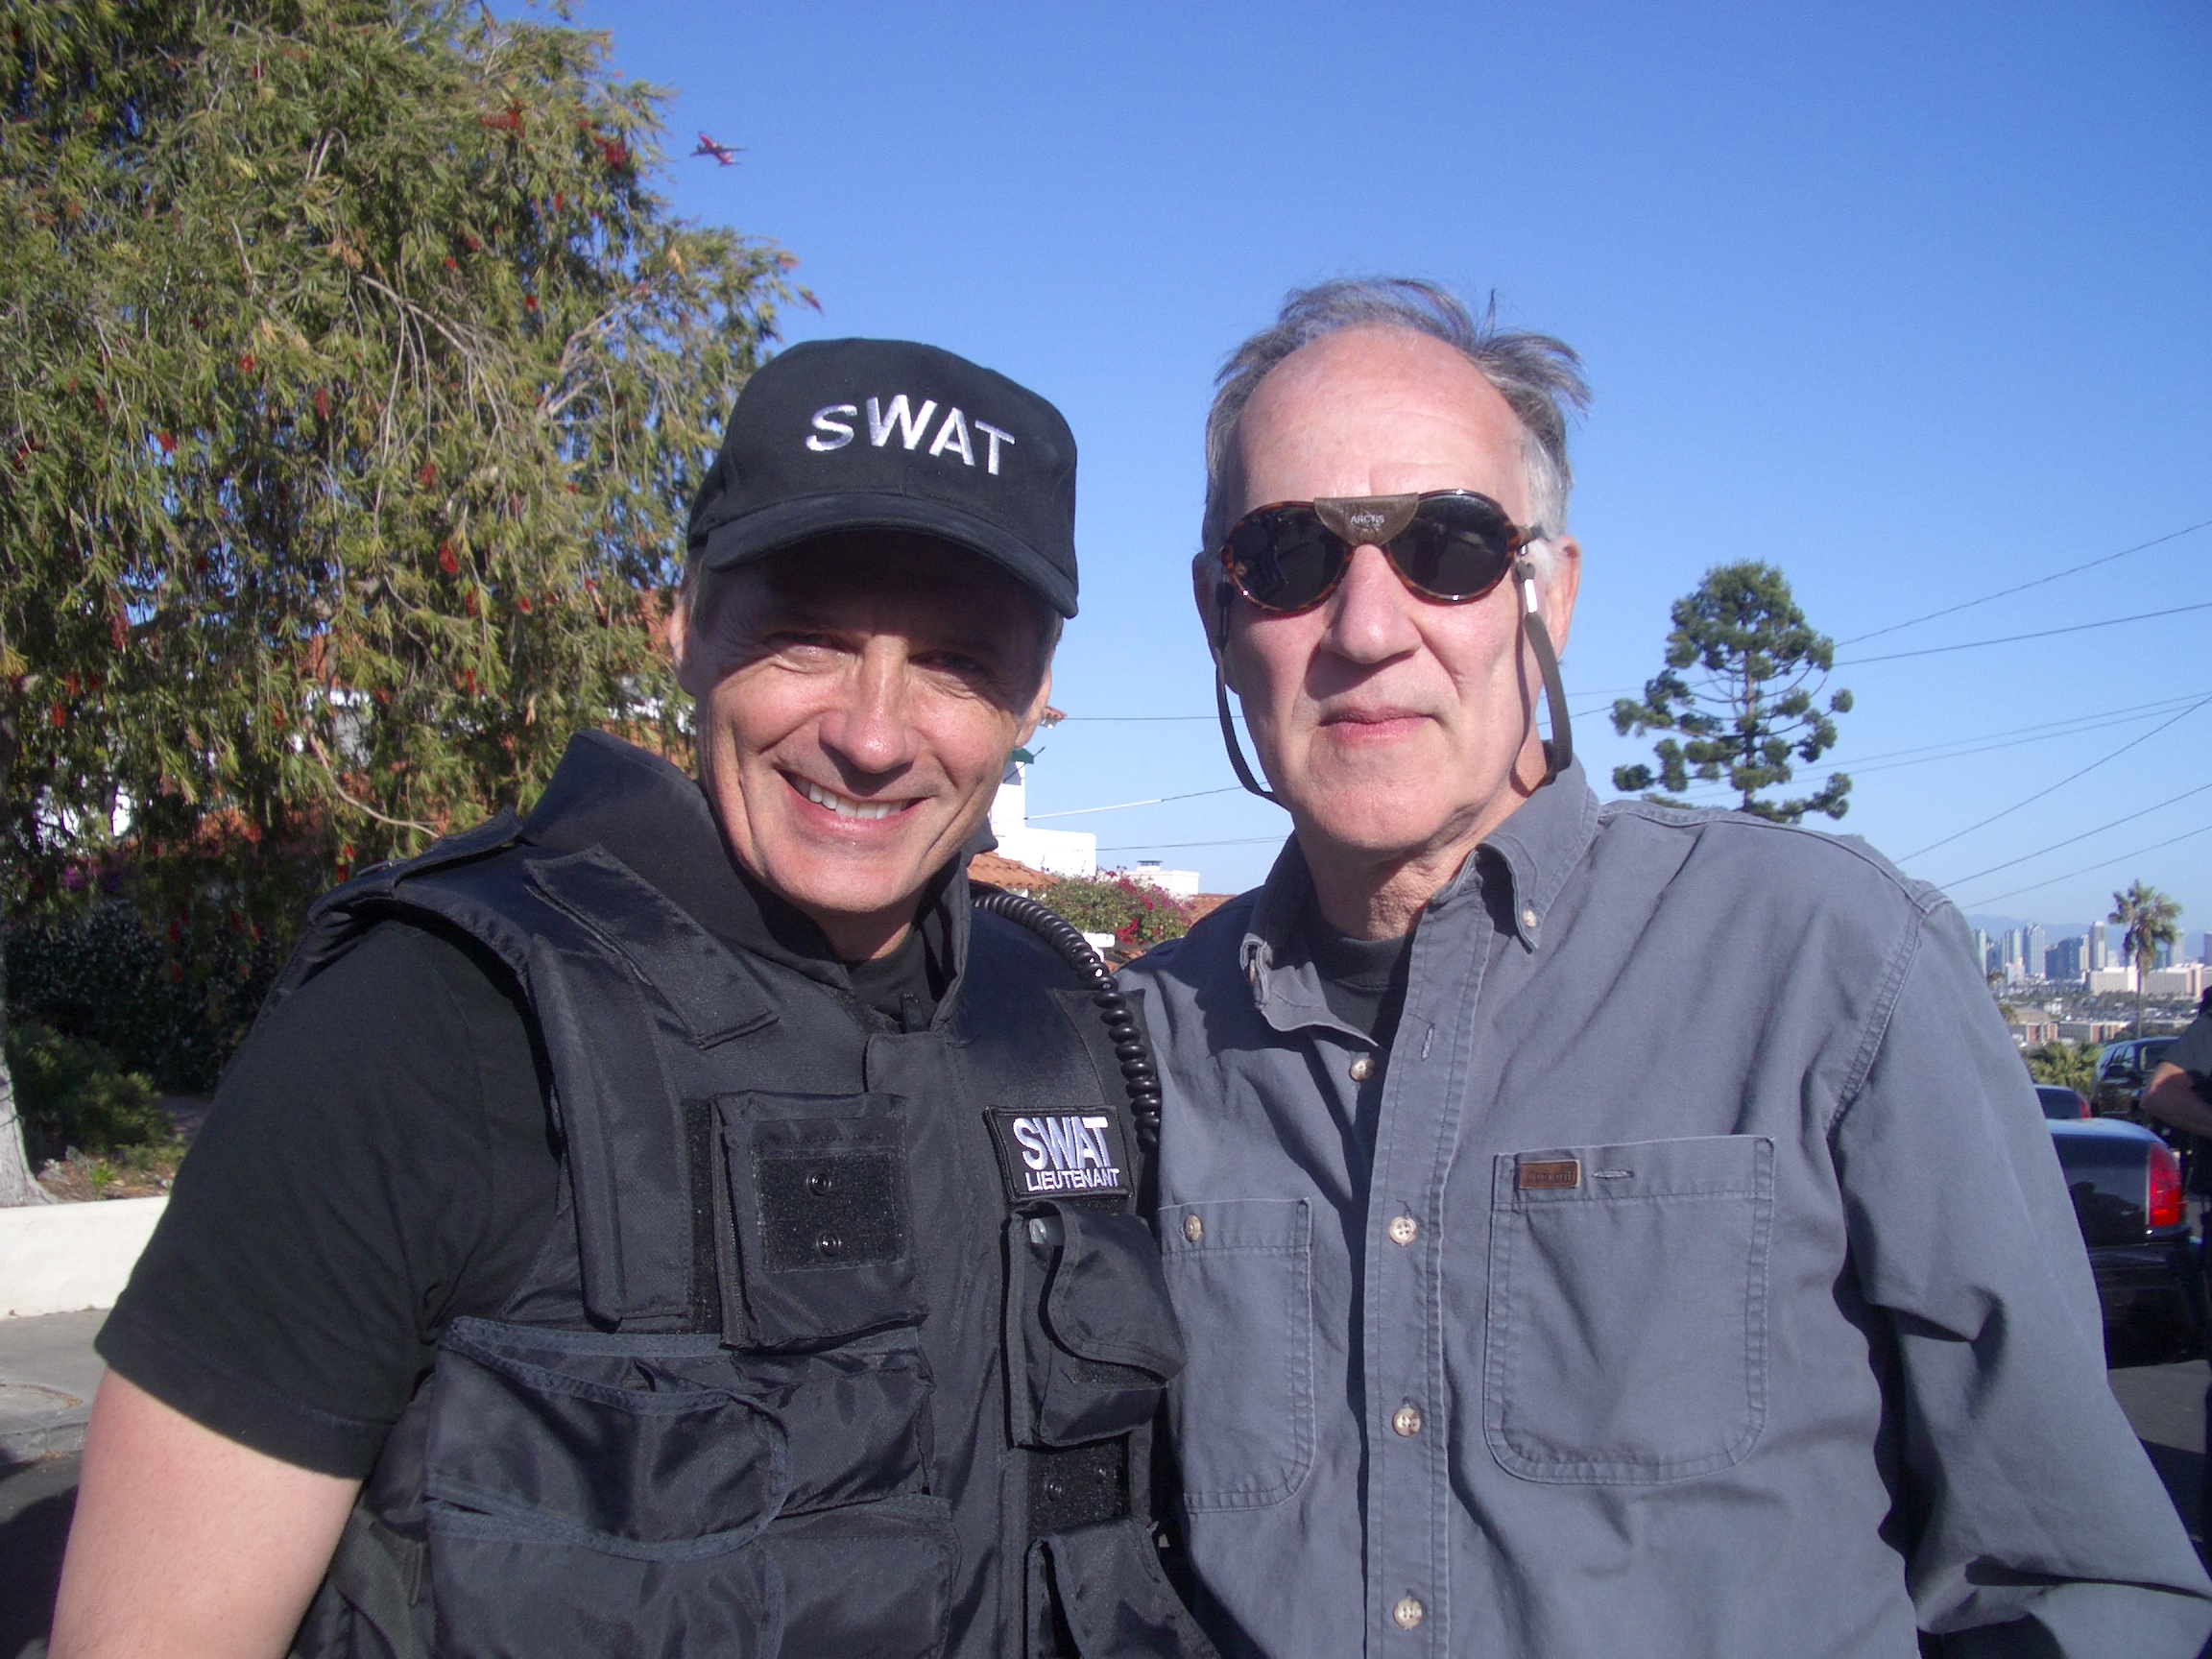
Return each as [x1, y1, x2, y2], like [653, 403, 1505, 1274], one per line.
[1936, 781, 2212, 888]
[1611, 692, 2212, 807]
[1899, 694, 2212, 862]
[1839, 517, 2212, 646]
[1952, 822, 2212, 908]
[1028, 784, 1245, 820]
[1835, 600, 2212, 666]
[1097, 834, 1286, 852]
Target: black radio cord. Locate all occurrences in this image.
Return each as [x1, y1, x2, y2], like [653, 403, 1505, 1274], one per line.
[971, 885, 1163, 1150]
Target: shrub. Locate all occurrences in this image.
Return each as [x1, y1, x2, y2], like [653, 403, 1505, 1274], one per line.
[5, 1019, 174, 1162]
[1037, 876, 1192, 952]
[6, 897, 291, 1095]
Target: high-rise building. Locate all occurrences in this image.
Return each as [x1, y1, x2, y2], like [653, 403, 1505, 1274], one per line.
[2047, 935, 2088, 983]
[1972, 928, 1993, 975]
[2023, 925, 2047, 979]
[2156, 937, 2176, 970]
[2089, 927, 2110, 971]
[2002, 929, 2023, 973]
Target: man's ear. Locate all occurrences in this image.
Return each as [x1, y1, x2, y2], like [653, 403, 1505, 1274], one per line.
[1192, 550, 1238, 687]
[1541, 535, 1582, 655]
[666, 589, 698, 693]
[1014, 663, 1054, 749]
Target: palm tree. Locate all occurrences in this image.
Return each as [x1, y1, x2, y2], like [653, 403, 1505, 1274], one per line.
[2110, 880, 2183, 1037]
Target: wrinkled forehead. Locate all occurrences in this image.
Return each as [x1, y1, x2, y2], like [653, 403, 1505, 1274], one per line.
[1235, 326, 1531, 517]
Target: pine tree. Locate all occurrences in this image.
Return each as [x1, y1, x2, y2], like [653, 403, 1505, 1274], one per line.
[0, 0, 805, 1199]
[1611, 562, 1854, 822]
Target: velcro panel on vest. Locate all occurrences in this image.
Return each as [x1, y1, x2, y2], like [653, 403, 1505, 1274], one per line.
[719, 1093, 924, 1350]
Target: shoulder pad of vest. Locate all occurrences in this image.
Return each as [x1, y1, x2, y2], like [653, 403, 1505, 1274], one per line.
[308, 807, 525, 921]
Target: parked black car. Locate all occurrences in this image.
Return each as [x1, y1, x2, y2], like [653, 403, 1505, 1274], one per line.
[2048, 1114, 2201, 1366]
[2092, 1036, 2178, 1119]
[2035, 1084, 2092, 1120]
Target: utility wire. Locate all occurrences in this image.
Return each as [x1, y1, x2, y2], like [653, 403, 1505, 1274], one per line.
[1953, 822, 2212, 908]
[1654, 692, 2212, 799]
[1839, 518, 2212, 646]
[1028, 785, 1245, 820]
[1097, 834, 1286, 853]
[1936, 780, 2212, 888]
[1897, 694, 2212, 862]
[1836, 601, 2212, 666]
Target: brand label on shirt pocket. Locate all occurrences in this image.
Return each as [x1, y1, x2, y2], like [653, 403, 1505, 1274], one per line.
[1483, 1135, 1774, 1484]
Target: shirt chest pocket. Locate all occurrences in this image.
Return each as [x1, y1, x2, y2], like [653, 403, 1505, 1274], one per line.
[1158, 1197, 1313, 1510]
[1483, 1134, 1774, 1484]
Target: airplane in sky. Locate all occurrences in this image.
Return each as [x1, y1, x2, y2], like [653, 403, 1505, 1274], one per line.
[691, 132, 741, 166]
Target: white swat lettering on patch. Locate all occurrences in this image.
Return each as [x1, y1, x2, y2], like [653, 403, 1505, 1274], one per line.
[995, 1111, 1127, 1199]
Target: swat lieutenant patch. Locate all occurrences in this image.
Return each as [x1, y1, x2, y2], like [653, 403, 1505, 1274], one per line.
[986, 1109, 1132, 1205]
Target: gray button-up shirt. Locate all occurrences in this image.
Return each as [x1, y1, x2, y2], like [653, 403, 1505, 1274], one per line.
[1123, 761, 2211, 1658]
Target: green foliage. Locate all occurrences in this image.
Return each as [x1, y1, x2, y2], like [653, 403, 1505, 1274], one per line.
[0, 0, 805, 915]
[1038, 876, 1192, 951]
[1611, 562, 1854, 823]
[2110, 879, 2182, 1037]
[6, 895, 288, 1094]
[2026, 1039, 2100, 1096]
[4, 1017, 175, 1161]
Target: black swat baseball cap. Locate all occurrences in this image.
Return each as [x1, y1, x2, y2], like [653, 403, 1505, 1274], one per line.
[685, 338, 1079, 616]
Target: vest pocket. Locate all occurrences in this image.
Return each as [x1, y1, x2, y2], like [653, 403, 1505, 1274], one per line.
[1008, 1205, 1188, 1449]
[421, 1320, 947, 1657]
[721, 1092, 925, 1349]
[1482, 1134, 1775, 1484]
[422, 1323, 792, 1657]
[759, 1495, 957, 1659]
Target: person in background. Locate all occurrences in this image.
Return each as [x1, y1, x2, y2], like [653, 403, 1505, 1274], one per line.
[1122, 276, 2211, 1657]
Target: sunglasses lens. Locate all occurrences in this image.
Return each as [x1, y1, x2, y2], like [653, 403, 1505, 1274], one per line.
[1227, 508, 1345, 613]
[1387, 494, 1518, 600]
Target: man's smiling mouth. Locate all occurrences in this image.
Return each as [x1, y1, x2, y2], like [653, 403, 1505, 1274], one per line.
[791, 776, 912, 821]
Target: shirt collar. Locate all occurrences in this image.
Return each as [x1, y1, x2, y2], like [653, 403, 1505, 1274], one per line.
[1239, 759, 1600, 1026]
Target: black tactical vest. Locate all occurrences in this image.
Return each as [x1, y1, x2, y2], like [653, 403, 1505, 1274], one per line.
[279, 737, 1214, 1659]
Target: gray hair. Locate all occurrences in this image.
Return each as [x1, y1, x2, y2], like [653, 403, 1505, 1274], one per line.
[1200, 278, 1590, 580]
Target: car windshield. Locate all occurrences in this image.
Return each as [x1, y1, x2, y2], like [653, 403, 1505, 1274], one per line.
[2034, 1085, 2087, 1120]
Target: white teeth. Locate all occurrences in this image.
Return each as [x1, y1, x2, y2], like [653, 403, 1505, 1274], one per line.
[801, 780, 898, 821]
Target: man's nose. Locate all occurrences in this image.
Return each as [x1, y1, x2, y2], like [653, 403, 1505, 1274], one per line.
[815, 647, 923, 778]
[1321, 544, 1421, 662]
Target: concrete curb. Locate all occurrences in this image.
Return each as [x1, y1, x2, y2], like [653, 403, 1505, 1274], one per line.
[0, 1309, 108, 1463]
[0, 1196, 165, 1319]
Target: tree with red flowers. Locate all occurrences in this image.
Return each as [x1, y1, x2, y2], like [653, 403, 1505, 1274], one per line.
[0, 0, 806, 1199]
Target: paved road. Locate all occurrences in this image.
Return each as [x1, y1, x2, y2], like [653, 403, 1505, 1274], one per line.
[0, 1309, 2205, 1657]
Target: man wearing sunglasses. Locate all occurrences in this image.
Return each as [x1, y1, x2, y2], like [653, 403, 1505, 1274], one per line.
[1123, 278, 2209, 1657]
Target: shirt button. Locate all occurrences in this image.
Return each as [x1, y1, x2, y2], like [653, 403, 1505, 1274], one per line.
[1388, 1214, 1419, 1246]
[1521, 906, 1539, 930]
[1183, 1213, 1204, 1243]
[1392, 1405, 1422, 1437]
[1392, 1595, 1425, 1630]
[1349, 1053, 1375, 1083]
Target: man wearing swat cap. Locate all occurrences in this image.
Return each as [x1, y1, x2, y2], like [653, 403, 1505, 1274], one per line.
[57, 339, 1215, 1659]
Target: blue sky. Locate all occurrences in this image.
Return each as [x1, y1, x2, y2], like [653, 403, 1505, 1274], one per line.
[580, 0, 2209, 940]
